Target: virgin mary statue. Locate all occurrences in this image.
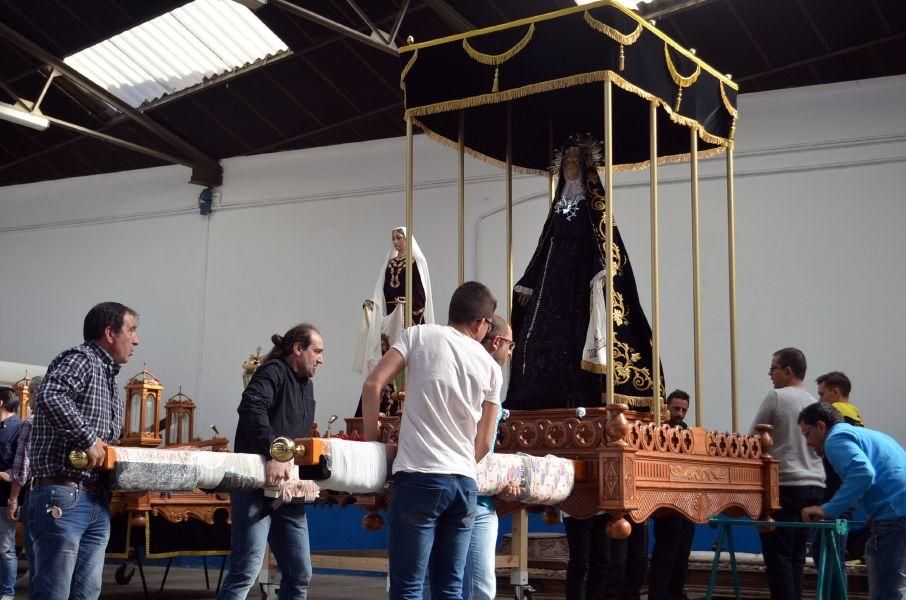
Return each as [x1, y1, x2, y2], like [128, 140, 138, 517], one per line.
[506, 135, 661, 411]
[353, 226, 434, 376]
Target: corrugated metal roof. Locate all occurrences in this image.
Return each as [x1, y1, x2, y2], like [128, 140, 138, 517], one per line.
[63, 0, 289, 109]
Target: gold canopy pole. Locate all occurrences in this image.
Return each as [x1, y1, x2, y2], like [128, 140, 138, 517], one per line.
[458, 110, 465, 284]
[649, 101, 661, 425]
[690, 129, 702, 426]
[405, 116, 414, 328]
[727, 147, 739, 431]
[604, 79, 615, 406]
[506, 103, 514, 320]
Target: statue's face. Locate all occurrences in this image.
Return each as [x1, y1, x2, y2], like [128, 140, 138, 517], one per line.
[392, 229, 407, 254]
[564, 150, 582, 181]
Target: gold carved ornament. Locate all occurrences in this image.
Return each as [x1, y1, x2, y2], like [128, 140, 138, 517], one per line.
[664, 43, 701, 112]
[584, 10, 643, 71]
[462, 23, 535, 93]
[585, 176, 655, 398]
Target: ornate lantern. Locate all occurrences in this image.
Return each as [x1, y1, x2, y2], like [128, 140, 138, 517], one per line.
[12, 371, 31, 420]
[242, 346, 264, 388]
[122, 364, 164, 447]
[163, 387, 196, 447]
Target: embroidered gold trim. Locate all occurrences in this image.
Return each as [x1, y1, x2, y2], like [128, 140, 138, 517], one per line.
[406, 71, 733, 151]
[399, 48, 419, 92]
[399, 0, 736, 89]
[413, 118, 727, 178]
[463, 23, 535, 66]
[664, 43, 701, 112]
[584, 10, 642, 71]
[463, 23, 535, 93]
[720, 81, 738, 140]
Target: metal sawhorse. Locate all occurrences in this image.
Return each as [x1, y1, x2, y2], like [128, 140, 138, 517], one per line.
[705, 516, 861, 600]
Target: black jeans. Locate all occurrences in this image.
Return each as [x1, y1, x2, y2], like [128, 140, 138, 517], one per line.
[648, 513, 695, 600]
[758, 485, 824, 600]
[605, 520, 648, 600]
[565, 514, 610, 600]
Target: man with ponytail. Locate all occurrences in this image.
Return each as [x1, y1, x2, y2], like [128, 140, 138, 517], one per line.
[218, 323, 324, 600]
[362, 281, 502, 600]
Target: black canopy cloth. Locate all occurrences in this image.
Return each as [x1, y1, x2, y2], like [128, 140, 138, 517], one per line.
[399, 0, 737, 174]
[398, 0, 740, 419]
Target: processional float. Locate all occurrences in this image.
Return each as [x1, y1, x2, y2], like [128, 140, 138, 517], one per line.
[262, 1, 779, 593]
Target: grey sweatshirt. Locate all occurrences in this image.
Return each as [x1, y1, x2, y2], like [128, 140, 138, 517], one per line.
[750, 386, 825, 487]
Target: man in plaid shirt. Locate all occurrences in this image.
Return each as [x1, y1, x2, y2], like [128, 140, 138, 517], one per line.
[26, 302, 139, 600]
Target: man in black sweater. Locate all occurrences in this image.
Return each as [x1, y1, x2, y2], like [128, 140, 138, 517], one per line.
[218, 323, 324, 600]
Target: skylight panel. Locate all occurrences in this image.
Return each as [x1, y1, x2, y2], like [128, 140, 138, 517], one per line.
[64, 0, 290, 109]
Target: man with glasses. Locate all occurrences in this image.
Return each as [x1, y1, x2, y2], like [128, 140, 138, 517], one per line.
[750, 347, 825, 600]
[799, 402, 906, 600]
[362, 281, 503, 600]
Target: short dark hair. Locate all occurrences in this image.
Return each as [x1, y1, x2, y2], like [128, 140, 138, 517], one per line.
[666, 389, 690, 405]
[266, 323, 320, 362]
[481, 314, 508, 345]
[798, 401, 843, 430]
[773, 347, 807, 380]
[815, 371, 851, 397]
[0, 387, 20, 414]
[448, 281, 497, 326]
[83, 302, 138, 342]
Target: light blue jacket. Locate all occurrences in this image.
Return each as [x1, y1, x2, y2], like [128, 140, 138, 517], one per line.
[822, 423, 906, 522]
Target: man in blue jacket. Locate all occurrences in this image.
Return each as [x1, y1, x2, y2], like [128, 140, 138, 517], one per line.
[799, 402, 906, 600]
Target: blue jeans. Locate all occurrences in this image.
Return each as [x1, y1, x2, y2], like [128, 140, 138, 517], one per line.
[0, 509, 16, 597]
[217, 490, 311, 600]
[388, 472, 477, 600]
[27, 484, 110, 600]
[463, 501, 497, 600]
[865, 516, 906, 600]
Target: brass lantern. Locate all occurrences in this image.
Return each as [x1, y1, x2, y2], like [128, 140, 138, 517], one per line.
[122, 364, 164, 447]
[163, 387, 196, 447]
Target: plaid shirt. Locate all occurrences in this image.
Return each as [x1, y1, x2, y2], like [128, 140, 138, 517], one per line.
[12, 416, 32, 486]
[30, 342, 123, 482]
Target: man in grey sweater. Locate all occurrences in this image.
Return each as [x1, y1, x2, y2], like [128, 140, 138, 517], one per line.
[750, 347, 825, 600]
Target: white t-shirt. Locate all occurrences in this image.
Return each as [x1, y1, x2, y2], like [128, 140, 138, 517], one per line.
[391, 324, 502, 479]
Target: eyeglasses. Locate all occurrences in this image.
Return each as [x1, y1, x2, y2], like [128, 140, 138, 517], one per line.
[481, 317, 494, 329]
[496, 336, 516, 350]
[801, 425, 817, 438]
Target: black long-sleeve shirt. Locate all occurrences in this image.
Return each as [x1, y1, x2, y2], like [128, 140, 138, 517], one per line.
[234, 358, 315, 457]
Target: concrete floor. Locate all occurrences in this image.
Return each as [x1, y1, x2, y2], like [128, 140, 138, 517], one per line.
[12, 566, 389, 599]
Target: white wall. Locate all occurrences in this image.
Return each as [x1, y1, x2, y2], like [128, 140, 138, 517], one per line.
[1, 75, 904, 444]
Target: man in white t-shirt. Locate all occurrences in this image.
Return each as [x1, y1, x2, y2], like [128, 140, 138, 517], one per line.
[362, 281, 502, 600]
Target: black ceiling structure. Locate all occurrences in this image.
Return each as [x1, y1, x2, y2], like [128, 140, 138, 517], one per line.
[1, 0, 904, 189]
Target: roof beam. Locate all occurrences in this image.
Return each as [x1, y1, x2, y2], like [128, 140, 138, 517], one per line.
[736, 31, 906, 84]
[0, 21, 222, 185]
[268, 0, 399, 56]
[422, 0, 474, 33]
[640, 0, 720, 20]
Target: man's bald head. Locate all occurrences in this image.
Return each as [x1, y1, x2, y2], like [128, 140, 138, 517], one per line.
[482, 315, 514, 366]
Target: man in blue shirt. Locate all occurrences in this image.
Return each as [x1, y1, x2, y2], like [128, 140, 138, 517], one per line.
[0, 387, 23, 600]
[799, 401, 906, 600]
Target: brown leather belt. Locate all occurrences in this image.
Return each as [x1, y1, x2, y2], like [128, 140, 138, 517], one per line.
[34, 476, 93, 492]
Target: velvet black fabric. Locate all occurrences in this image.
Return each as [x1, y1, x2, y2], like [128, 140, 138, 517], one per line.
[383, 258, 427, 324]
[400, 3, 736, 172]
[506, 159, 660, 410]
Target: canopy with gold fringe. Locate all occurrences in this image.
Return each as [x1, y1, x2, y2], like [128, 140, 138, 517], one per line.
[399, 0, 737, 173]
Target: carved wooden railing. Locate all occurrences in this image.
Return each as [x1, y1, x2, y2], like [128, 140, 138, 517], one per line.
[347, 404, 780, 538]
